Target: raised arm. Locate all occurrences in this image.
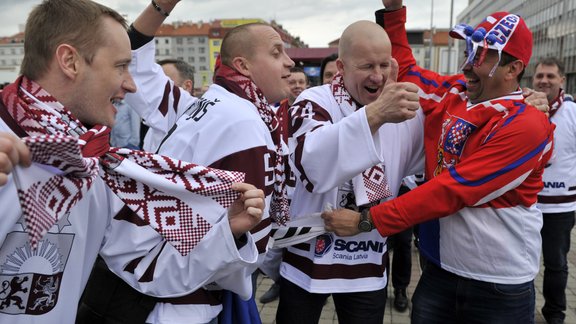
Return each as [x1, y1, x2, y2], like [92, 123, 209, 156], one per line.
[132, 0, 180, 36]
[124, 0, 196, 152]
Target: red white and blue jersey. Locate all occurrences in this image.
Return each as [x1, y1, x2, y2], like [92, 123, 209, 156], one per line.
[372, 8, 555, 284]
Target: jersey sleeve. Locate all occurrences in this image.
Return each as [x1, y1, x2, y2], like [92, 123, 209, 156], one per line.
[378, 7, 465, 115]
[289, 98, 383, 193]
[125, 40, 197, 151]
[100, 194, 258, 299]
[370, 108, 554, 236]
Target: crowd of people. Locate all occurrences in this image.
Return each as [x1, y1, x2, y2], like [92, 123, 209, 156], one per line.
[0, 0, 573, 324]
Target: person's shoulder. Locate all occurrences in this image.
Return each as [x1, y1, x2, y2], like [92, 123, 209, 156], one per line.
[201, 85, 256, 116]
[294, 84, 333, 107]
[557, 99, 576, 121]
[562, 99, 576, 110]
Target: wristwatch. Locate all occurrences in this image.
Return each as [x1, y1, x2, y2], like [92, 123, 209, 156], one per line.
[358, 209, 374, 232]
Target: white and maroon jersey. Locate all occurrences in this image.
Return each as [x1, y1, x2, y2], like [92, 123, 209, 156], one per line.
[280, 84, 424, 293]
[126, 41, 198, 153]
[0, 115, 257, 324]
[126, 40, 275, 323]
[371, 7, 555, 285]
[537, 99, 576, 213]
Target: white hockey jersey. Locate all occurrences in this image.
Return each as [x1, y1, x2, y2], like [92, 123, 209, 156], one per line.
[537, 99, 576, 213]
[281, 84, 424, 293]
[126, 40, 275, 323]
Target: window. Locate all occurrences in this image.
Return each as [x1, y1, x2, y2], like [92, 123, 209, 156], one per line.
[199, 57, 206, 63]
[199, 47, 205, 54]
[176, 37, 183, 45]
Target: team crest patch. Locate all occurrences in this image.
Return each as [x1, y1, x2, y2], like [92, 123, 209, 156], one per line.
[444, 118, 477, 156]
[314, 234, 333, 258]
[0, 230, 73, 315]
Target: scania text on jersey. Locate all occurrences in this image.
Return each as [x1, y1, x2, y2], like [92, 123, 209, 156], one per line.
[333, 239, 385, 253]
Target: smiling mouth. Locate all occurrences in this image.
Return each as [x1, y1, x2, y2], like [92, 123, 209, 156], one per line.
[465, 76, 479, 86]
[365, 86, 379, 94]
[110, 98, 123, 105]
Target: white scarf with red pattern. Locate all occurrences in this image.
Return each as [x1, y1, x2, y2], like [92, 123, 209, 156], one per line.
[330, 73, 393, 206]
[2, 76, 244, 255]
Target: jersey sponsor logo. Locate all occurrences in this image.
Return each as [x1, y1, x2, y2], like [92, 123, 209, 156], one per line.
[543, 182, 566, 189]
[185, 98, 220, 122]
[314, 234, 333, 257]
[0, 214, 74, 315]
[333, 239, 385, 253]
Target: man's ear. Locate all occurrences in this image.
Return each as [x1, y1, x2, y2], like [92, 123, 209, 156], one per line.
[231, 57, 250, 77]
[336, 58, 345, 74]
[182, 79, 194, 95]
[506, 60, 524, 81]
[55, 44, 81, 79]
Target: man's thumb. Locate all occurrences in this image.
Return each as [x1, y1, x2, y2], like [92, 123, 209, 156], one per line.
[385, 58, 399, 85]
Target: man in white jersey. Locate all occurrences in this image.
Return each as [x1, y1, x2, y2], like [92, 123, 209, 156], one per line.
[276, 20, 424, 324]
[79, 0, 294, 323]
[533, 57, 576, 324]
[0, 1, 264, 323]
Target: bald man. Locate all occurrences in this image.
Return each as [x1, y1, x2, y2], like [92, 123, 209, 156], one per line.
[275, 20, 422, 324]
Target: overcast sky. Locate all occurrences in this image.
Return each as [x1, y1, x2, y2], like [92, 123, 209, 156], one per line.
[0, 0, 467, 47]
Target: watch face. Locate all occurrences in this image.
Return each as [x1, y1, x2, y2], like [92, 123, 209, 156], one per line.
[358, 221, 372, 232]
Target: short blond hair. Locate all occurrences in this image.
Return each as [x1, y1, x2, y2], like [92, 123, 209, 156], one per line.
[21, 0, 127, 80]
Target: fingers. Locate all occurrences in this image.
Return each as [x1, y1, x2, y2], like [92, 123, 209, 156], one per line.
[245, 206, 263, 220]
[523, 90, 550, 114]
[231, 182, 258, 193]
[13, 137, 31, 167]
[521, 87, 534, 97]
[385, 58, 399, 86]
[0, 134, 31, 186]
[243, 193, 265, 214]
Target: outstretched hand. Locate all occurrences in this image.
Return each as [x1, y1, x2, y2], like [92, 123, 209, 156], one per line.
[365, 58, 420, 132]
[522, 87, 550, 116]
[227, 183, 265, 238]
[0, 133, 30, 186]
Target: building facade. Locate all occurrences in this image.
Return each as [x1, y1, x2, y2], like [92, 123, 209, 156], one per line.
[0, 32, 24, 84]
[457, 0, 576, 94]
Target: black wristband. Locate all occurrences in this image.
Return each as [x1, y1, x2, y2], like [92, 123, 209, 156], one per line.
[151, 0, 170, 17]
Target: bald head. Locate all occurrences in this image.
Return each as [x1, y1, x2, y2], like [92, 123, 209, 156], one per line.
[221, 23, 269, 66]
[339, 20, 391, 60]
[335, 20, 393, 106]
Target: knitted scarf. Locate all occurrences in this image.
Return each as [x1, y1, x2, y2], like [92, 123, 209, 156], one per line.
[549, 88, 565, 119]
[330, 73, 393, 206]
[1, 76, 245, 255]
[213, 64, 290, 225]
